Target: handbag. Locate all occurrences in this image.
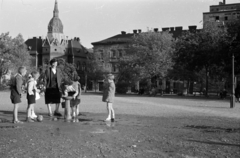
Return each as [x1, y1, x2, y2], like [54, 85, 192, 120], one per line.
[35, 91, 40, 100]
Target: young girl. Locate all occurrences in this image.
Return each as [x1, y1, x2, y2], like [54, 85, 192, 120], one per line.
[70, 75, 81, 122]
[102, 74, 116, 122]
[26, 71, 40, 122]
[10, 66, 27, 124]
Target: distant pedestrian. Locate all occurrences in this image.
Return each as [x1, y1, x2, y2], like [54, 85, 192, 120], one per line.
[10, 66, 27, 124]
[43, 58, 63, 117]
[220, 88, 227, 99]
[235, 86, 240, 102]
[26, 71, 40, 122]
[102, 74, 116, 122]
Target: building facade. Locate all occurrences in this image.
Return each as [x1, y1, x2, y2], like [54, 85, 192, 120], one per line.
[203, 0, 240, 25]
[25, 0, 88, 83]
[92, 26, 199, 93]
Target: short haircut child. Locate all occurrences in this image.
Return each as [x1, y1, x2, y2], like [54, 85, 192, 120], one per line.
[107, 74, 114, 80]
[31, 71, 39, 79]
[18, 66, 26, 75]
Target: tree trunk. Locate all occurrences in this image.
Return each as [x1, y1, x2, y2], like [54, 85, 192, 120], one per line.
[205, 68, 209, 97]
[85, 74, 87, 93]
[94, 80, 97, 92]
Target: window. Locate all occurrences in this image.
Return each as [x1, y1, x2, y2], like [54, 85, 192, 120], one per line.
[55, 49, 57, 51]
[44, 58, 49, 65]
[112, 64, 117, 72]
[119, 52, 122, 57]
[216, 16, 219, 20]
[109, 51, 112, 58]
[112, 51, 116, 58]
[77, 61, 81, 70]
[225, 16, 228, 20]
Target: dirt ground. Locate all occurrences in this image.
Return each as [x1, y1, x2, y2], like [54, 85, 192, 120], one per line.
[0, 91, 240, 158]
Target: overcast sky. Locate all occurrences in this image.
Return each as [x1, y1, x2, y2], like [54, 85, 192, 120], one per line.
[1, 0, 240, 48]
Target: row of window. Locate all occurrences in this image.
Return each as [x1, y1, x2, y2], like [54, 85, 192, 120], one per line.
[104, 63, 118, 72]
[98, 49, 124, 60]
[215, 12, 240, 21]
[211, 6, 236, 12]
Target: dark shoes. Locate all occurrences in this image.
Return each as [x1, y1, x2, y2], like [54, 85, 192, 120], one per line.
[111, 118, 115, 122]
[54, 112, 62, 117]
[26, 117, 34, 123]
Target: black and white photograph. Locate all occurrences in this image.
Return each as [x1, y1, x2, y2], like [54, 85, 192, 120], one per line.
[0, 0, 240, 157]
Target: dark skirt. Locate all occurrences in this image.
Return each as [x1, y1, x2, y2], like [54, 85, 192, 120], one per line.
[45, 88, 61, 104]
[27, 90, 36, 105]
[70, 99, 81, 107]
[10, 88, 21, 104]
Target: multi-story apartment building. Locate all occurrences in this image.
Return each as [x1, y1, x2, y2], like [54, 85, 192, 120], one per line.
[203, 0, 240, 25]
[92, 26, 199, 93]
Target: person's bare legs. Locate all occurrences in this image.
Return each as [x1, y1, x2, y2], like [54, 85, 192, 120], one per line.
[111, 106, 115, 119]
[47, 104, 53, 116]
[13, 104, 19, 122]
[55, 103, 60, 113]
[108, 103, 115, 120]
[26, 104, 34, 122]
[106, 102, 112, 121]
[76, 104, 80, 116]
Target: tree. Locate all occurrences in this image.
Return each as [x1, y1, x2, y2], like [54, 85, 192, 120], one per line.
[174, 23, 229, 96]
[0, 32, 34, 84]
[121, 31, 175, 86]
[224, 20, 240, 76]
[86, 52, 108, 92]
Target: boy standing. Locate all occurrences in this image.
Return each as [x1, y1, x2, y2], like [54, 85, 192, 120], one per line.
[10, 66, 27, 124]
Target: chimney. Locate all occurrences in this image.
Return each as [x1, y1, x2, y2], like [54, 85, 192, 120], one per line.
[162, 27, 169, 31]
[121, 31, 126, 35]
[133, 30, 138, 34]
[223, 0, 226, 4]
[188, 25, 197, 31]
[170, 27, 174, 32]
[154, 28, 158, 32]
[77, 37, 80, 42]
[138, 29, 142, 33]
[175, 26, 183, 31]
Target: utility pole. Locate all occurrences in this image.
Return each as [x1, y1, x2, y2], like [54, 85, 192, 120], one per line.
[230, 53, 235, 108]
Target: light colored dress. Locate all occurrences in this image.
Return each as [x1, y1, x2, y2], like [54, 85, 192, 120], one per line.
[102, 81, 115, 103]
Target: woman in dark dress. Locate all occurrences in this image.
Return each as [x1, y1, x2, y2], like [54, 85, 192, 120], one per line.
[44, 58, 63, 117]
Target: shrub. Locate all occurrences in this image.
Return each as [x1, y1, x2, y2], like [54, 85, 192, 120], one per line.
[116, 82, 129, 94]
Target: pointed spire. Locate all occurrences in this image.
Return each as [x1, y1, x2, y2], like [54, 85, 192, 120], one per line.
[53, 0, 59, 17]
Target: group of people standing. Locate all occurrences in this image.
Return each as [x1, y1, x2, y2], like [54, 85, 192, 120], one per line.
[10, 58, 116, 124]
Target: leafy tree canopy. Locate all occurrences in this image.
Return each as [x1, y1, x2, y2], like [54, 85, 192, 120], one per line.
[0, 32, 34, 79]
[120, 31, 175, 83]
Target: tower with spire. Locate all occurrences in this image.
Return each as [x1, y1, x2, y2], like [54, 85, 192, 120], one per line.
[25, 0, 89, 86]
[47, 0, 65, 42]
